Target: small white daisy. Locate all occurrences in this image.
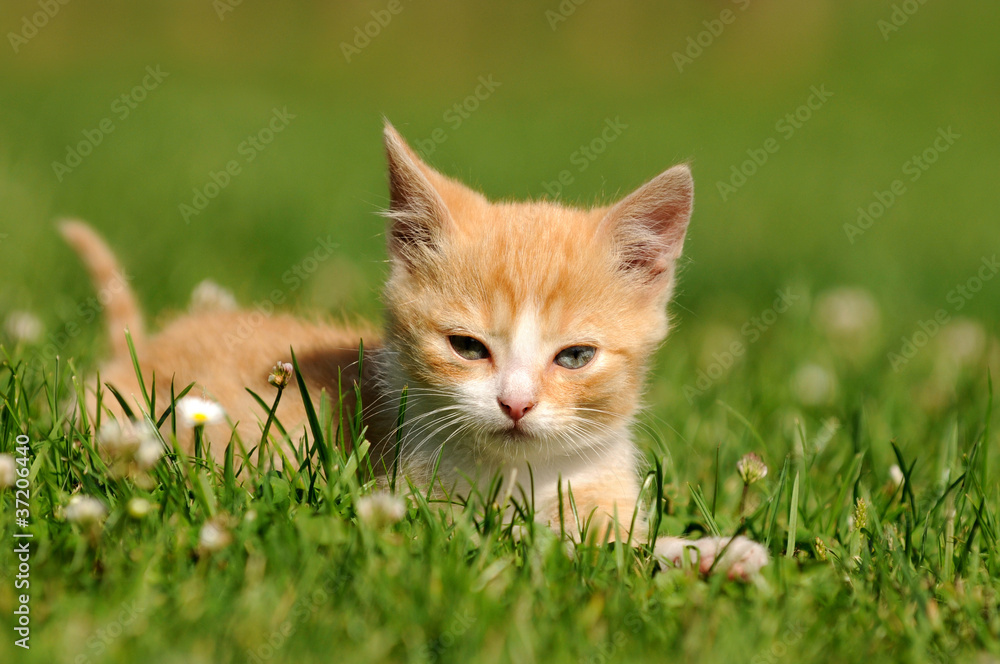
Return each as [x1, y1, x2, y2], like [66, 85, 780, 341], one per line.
[97, 420, 164, 477]
[199, 519, 232, 552]
[814, 288, 881, 343]
[792, 363, 837, 407]
[356, 493, 406, 529]
[134, 433, 165, 471]
[0, 453, 16, 489]
[3, 311, 44, 344]
[177, 396, 226, 428]
[937, 319, 987, 369]
[65, 495, 107, 527]
[189, 279, 238, 313]
[126, 497, 153, 519]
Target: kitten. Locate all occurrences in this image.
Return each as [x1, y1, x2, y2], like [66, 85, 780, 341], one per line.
[63, 121, 767, 578]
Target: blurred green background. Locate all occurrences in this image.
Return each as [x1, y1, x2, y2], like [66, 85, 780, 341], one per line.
[0, 0, 997, 356]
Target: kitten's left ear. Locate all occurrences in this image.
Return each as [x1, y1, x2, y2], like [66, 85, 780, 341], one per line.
[383, 121, 457, 268]
[600, 164, 693, 284]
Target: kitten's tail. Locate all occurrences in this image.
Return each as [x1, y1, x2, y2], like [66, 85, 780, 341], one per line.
[59, 220, 143, 358]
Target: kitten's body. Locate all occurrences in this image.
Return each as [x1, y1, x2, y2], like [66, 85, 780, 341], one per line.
[64, 123, 767, 577]
[65, 226, 641, 535]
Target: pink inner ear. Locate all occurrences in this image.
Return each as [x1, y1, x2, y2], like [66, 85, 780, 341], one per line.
[602, 164, 694, 278]
[383, 123, 455, 262]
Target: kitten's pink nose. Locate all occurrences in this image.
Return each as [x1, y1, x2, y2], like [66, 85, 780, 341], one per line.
[498, 398, 534, 424]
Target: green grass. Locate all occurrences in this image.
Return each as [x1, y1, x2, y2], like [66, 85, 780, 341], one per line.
[1, 315, 998, 663]
[1, 1, 999, 662]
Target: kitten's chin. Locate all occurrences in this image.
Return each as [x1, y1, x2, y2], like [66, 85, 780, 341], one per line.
[470, 424, 539, 460]
[477, 423, 596, 463]
[481, 423, 534, 445]
[501, 426, 533, 442]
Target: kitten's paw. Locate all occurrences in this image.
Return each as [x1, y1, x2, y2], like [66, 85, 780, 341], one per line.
[653, 535, 768, 581]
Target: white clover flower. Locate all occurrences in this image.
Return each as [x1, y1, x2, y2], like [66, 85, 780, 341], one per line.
[177, 396, 226, 428]
[126, 497, 153, 519]
[0, 453, 16, 489]
[189, 279, 238, 313]
[737, 453, 768, 485]
[3, 311, 43, 344]
[97, 420, 163, 476]
[134, 433, 165, 471]
[356, 493, 406, 529]
[97, 420, 134, 457]
[199, 519, 232, 552]
[98, 420, 151, 456]
[267, 361, 294, 388]
[792, 363, 837, 407]
[814, 288, 881, 342]
[65, 495, 107, 527]
[937, 319, 987, 369]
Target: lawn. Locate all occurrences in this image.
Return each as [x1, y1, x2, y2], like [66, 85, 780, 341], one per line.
[1, 2, 999, 663]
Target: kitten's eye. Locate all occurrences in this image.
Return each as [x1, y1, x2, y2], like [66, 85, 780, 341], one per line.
[448, 335, 491, 361]
[554, 345, 596, 370]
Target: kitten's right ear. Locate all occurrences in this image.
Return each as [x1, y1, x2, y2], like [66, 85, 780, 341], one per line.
[383, 121, 455, 268]
[599, 163, 694, 287]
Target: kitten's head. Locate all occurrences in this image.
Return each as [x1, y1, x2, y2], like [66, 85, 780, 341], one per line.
[380, 122, 692, 464]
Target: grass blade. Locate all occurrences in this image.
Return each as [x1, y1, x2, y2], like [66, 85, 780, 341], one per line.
[786, 471, 800, 558]
[290, 346, 329, 481]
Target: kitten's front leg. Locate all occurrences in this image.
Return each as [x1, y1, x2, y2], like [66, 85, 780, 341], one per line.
[654, 535, 769, 580]
[532, 475, 641, 544]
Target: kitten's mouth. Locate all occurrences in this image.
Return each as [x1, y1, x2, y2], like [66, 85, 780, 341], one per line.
[493, 422, 534, 443]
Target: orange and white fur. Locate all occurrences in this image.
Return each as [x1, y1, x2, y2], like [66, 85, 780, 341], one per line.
[63, 122, 767, 578]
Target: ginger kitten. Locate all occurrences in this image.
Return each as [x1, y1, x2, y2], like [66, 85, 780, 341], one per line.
[64, 122, 767, 578]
